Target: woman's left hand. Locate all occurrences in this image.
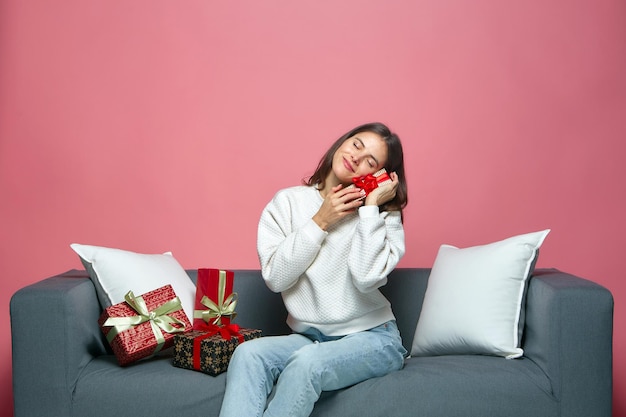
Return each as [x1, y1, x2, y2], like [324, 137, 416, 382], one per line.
[364, 171, 399, 207]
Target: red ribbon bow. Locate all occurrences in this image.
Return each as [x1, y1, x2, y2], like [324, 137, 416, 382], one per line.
[352, 174, 379, 195]
[193, 323, 244, 370]
[200, 322, 242, 341]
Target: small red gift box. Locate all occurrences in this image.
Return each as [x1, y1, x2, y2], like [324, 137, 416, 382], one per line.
[346, 168, 392, 197]
[173, 326, 262, 376]
[98, 284, 190, 366]
[193, 269, 237, 329]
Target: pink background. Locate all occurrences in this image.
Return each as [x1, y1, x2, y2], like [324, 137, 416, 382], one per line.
[1, 1, 624, 415]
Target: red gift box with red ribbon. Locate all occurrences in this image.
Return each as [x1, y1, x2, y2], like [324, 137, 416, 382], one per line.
[98, 284, 190, 366]
[346, 168, 392, 197]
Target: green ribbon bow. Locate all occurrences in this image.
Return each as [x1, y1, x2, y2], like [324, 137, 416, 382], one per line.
[193, 270, 238, 326]
[103, 290, 187, 354]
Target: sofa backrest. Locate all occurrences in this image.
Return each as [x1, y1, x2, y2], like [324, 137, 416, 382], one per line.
[192, 268, 432, 351]
[380, 268, 431, 350]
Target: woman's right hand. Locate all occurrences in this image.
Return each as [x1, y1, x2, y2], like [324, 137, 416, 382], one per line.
[313, 184, 364, 231]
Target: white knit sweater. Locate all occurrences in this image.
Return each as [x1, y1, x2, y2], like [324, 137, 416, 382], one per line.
[257, 185, 405, 336]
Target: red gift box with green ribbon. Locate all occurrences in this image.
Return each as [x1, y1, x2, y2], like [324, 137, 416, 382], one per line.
[193, 269, 238, 328]
[98, 284, 190, 366]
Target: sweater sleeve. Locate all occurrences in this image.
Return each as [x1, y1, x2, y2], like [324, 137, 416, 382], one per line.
[348, 206, 405, 292]
[257, 190, 327, 293]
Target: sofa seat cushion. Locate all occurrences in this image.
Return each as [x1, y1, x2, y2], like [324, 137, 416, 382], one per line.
[71, 355, 226, 417]
[71, 353, 555, 417]
[311, 355, 556, 417]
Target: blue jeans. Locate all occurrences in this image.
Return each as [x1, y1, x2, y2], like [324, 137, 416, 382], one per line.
[218, 320, 407, 417]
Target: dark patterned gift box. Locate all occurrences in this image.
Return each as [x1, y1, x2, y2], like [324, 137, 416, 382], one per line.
[173, 327, 262, 376]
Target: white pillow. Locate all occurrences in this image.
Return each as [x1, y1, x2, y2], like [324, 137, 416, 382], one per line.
[411, 229, 550, 359]
[70, 243, 196, 322]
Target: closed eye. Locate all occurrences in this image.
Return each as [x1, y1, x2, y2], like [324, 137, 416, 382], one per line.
[353, 136, 380, 167]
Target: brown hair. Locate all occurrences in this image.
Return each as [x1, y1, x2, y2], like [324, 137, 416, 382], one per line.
[305, 122, 408, 214]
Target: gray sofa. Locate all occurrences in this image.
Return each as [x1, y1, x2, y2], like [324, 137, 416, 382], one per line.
[11, 268, 613, 417]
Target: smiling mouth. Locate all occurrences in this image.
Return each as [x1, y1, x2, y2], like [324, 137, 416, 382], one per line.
[343, 157, 355, 173]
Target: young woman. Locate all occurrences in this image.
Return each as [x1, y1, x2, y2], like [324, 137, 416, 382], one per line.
[219, 122, 409, 417]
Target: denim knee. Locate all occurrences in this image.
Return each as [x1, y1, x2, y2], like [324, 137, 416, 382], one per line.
[228, 339, 252, 369]
[227, 339, 271, 381]
[284, 344, 321, 374]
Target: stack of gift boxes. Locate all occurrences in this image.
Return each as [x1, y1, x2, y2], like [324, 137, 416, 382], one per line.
[99, 268, 261, 375]
[173, 269, 261, 376]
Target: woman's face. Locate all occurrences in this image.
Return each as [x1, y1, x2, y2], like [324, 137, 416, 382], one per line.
[331, 131, 389, 185]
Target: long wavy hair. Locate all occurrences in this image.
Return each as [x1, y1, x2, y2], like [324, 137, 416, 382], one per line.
[305, 122, 408, 214]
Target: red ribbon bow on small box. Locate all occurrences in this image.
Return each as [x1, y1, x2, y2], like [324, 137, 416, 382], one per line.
[349, 168, 392, 196]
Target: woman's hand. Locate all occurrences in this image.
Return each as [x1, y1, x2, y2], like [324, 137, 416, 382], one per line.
[364, 171, 399, 207]
[313, 184, 364, 231]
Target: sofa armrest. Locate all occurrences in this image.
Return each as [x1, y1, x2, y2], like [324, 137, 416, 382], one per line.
[523, 269, 613, 417]
[11, 270, 107, 417]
